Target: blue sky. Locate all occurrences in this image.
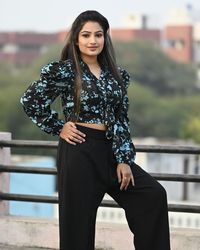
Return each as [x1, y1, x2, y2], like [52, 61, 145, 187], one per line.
[0, 0, 199, 32]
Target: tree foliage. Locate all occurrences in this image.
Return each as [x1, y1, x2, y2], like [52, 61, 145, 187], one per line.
[0, 44, 62, 140]
[128, 82, 200, 139]
[0, 42, 200, 145]
[180, 117, 200, 144]
[114, 40, 198, 95]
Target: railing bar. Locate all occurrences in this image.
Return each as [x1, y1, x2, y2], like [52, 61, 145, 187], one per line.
[151, 173, 200, 182]
[1, 165, 200, 182]
[0, 165, 57, 175]
[167, 204, 200, 213]
[0, 193, 200, 213]
[0, 140, 200, 154]
[0, 193, 57, 203]
[0, 140, 58, 149]
[0, 139, 200, 215]
[136, 146, 200, 154]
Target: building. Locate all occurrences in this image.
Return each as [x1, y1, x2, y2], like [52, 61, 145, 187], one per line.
[0, 5, 200, 69]
[193, 22, 200, 82]
[162, 5, 200, 83]
[0, 32, 60, 65]
[163, 6, 194, 64]
[0, 27, 160, 66]
[110, 28, 160, 44]
[0, 14, 161, 65]
[110, 14, 161, 44]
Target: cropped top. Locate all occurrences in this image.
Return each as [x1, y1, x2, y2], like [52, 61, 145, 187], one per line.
[20, 59, 136, 166]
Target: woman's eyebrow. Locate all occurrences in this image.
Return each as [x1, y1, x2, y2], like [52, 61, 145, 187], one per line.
[80, 30, 103, 34]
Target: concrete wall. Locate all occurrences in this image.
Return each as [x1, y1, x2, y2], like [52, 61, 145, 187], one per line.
[0, 215, 200, 250]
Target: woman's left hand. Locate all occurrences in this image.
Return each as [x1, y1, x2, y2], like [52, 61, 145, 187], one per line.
[117, 163, 135, 190]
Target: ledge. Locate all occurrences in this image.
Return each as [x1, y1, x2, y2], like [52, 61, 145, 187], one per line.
[0, 215, 200, 250]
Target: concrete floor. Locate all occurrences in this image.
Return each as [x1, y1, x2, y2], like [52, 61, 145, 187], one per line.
[0, 244, 111, 250]
[0, 245, 108, 250]
[0, 245, 56, 250]
[0, 246, 111, 250]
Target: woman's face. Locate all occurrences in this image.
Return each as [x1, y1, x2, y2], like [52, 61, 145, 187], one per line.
[77, 21, 104, 60]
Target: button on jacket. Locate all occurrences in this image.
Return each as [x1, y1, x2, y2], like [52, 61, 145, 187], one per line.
[20, 59, 136, 166]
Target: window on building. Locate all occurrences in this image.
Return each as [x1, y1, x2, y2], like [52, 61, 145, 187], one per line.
[18, 44, 41, 51]
[169, 40, 176, 48]
[175, 40, 185, 50]
[164, 39, 185, 50]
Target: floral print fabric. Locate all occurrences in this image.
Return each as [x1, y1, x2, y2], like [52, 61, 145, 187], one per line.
[20, 59, 136, 166]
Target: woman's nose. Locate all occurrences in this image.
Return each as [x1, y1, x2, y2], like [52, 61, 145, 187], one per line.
[89, 35, 97, 44]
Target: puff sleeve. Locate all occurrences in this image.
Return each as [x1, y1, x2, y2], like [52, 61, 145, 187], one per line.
[20, 61, 70, 136]
[112, 69, 136, 166]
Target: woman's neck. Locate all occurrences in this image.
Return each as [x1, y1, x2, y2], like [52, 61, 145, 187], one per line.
[81, 55, 98, 66]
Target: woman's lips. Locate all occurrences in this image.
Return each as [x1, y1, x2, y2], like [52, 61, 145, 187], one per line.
[88, 47, 98, 50]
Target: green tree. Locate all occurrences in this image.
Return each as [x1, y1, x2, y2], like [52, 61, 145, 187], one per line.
[0, 44, 63, 140]
[128, 82, 200, 139]
[115, 40, 198, 95]
[1, 42, 200, 143]
[180, 117, 200, 143]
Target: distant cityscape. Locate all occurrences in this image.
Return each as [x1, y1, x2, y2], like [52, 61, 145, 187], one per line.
[0, 5, 200, 79]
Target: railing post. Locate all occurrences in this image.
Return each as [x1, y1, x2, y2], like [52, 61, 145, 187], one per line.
[182, 156, 189, 201]
[0, 132, 11, 215]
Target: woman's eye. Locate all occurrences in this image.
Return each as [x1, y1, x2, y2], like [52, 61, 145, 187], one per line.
[82, 34, 90, 38]
[96, 33, 103, 38]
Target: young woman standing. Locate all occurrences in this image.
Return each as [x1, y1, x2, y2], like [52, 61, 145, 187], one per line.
[21, 10, 171, 250]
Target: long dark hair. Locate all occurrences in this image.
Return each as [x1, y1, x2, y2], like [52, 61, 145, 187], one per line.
[61, 10, 124, 121]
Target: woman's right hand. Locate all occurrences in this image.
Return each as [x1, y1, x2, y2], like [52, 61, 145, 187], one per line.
[59, 122, 86, 145]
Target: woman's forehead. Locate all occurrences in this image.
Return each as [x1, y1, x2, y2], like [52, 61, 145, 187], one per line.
[80, 21, 103, 32]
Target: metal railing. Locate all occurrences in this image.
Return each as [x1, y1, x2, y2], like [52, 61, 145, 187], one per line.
[0, 139, 200, 214]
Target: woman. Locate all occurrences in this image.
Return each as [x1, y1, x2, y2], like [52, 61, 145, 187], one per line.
[20, 10, 171, 250]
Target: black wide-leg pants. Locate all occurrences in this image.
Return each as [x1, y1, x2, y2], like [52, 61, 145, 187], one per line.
[57, 124, 171, 250]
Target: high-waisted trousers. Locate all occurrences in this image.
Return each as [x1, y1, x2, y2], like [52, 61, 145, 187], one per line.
[56, 124, 171, 250]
